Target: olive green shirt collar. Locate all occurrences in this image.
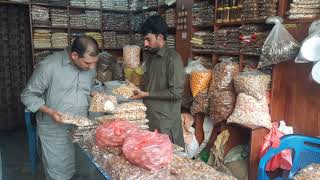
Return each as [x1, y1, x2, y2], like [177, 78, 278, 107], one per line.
[156, 44, 168, 57]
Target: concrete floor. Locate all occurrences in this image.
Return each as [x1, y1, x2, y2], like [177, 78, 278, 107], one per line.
[0, 130, 105, 180]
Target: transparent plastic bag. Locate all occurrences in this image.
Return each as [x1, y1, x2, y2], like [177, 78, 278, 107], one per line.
[295, 21, 320, 63]
[60, 113, 93, 127]
[190, 70, 212, 97]
[210, 90, 236, 124]
[234, 70, 271, 100]
[95, 120, 138, 147]
[123, 45, 141, 69]
[227, 93, 272, 129]
[122, 130, 173, 171]
[190, 90, 209, 115]
[89, 93, 117, 113]
[259, 17, 300, 68]
[184, 59, 207, 74]
[208, 60, 239, 94]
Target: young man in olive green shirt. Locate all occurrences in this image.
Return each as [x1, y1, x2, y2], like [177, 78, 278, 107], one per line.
[131, 15, 185, 148]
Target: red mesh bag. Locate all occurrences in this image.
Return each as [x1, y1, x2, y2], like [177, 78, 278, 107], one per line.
[122, 130, 173, 171]
[95, 120, 138, 147]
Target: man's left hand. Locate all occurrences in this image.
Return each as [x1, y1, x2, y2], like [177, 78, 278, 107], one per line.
[131, 89, 149, 99]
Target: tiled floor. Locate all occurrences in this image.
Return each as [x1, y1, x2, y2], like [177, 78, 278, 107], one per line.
[0, 129, 105, 180]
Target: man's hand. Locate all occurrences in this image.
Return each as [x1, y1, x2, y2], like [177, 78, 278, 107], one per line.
[49, 110, 63, 123]
[130, 89, 149, 99]
[90, 91, 99, 97]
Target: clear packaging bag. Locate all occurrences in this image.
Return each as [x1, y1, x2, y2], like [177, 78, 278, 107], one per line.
[123, 45, 141, 69]
[210, 90, 236, 124]
[227, 93, 272, 129]
[60, 113, 93, 127]
[234, 70, 271, 100]
[89, 93, 117, 113]
[95, 120, 138, 147]
[122, 130, 173, 171]
[190, 70, 212, 97]
[190, 90, 209, 115]
[259, 16, 300, 68]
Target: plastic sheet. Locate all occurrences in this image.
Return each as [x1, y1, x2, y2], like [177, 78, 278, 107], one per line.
[122, 130, 173, 171]
[95, 120, 138, 147]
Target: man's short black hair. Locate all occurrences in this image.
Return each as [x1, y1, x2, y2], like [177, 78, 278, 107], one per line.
[141, 15, 168, 40]
[71, 35, 100, 58]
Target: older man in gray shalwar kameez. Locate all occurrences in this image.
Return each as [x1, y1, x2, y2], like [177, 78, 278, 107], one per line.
[21, 35, 99, 180]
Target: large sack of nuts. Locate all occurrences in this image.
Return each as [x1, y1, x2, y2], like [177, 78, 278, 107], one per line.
[190, 70, 212, 97]
[208, 60, 239, 95]
[95, 120, 138, 147]
[210, 90, 236, 124]
[234, 70, 271, 100]
[122, 130, 173, 171]
[89, 93, 117, 113]
[227, 93, 272, 129]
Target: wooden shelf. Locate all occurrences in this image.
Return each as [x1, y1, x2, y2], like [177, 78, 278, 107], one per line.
[70, 26, 101, 31]
[214, 21, 242, 26]
[0, 1, 28, 5]
[240, 52, 260, 57]
[101, 8, 130, 13]
[30, 2, 67, 8]
[228, 122, 266, 130]
[102, 29, 130, 33]
[192, 49, 213, 54]
[212, 51, 240, 56]
[192, 24, 213, 29]
[33, 25, 68, 29]
[104, 48, 123, 51]
[69, 5, 100, 11]
[34, 47, 64, 50]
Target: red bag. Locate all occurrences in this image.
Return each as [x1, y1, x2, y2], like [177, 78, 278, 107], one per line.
[259, 123, 292, 171]
[95, 120, 138, 147]
[122, 130, 173, 171]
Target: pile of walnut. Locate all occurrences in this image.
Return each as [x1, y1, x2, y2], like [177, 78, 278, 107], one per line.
[60, 113, 92, 127]
[97, 102, 149, 130]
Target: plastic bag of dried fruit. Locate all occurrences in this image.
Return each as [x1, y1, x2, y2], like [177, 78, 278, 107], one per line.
[234, 70, 271, 100]
[227, 93, 272, 129]
[123, 45, 141, 69]
[190, 70, 212, 97]
[122, 130, 173, 171]
[190, 90, 209, 115]
[259, 16, 299, 68]
[95, 120, 138, 147]
[89, 93, 117, 113]
[210, 90, 236, 125]
[208, 59, 239, 95]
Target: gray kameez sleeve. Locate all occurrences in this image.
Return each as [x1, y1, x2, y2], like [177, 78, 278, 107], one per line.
[148, 53, 184, 101]
[21, 62, 51, 113]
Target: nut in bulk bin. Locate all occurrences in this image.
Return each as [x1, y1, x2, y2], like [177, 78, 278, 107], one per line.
[190, 70, 212, 97]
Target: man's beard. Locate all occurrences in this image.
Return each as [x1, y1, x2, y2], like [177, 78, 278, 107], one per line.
[145, 46, 160, 54]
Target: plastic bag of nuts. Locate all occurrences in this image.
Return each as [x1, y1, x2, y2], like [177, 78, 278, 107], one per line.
[114, 102, 147, 114]
[210, 90, 236, 124]
[208, 60, 239, 95]
[97, 112, 147, 122]
[227, 93, 272, 129]
[60, 113, 93, 127]
[123, 45, 141, 69]
[234, 70, 271, 100]
[89, 93, 117, 113]
[190, 70, 212, 97]
[190, 90, 209, 115]
[112, 84, 137, 99]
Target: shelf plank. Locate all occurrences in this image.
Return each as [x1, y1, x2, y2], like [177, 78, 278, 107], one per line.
[69, 5, 100, 10]
[33, 25, 68, 29]
[284, 17, 320, 24]
[102, 29, 130, 33]
[0, 1, 28, 5]
[214, 21, 242, 26]
[101, 8, 130, 13]
[31, 2, 67, 8]
[34, 47, 64, 50]
[212, 51, 240, 56]
[192, 50, 213, 55]
[70, 26, 101, 31]
[192, 24, 213, 29]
